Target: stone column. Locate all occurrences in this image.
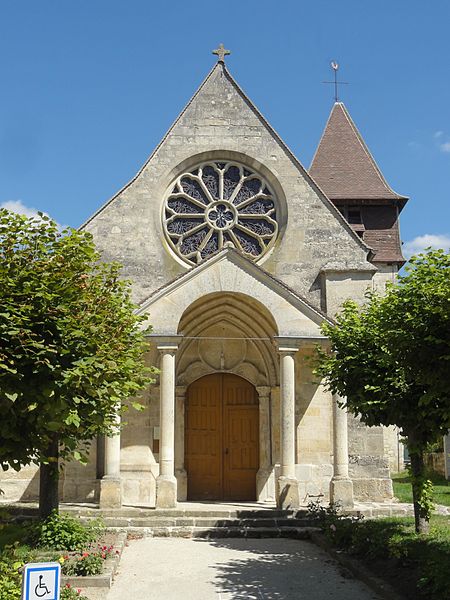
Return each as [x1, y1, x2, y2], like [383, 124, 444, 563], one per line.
[174, 386, 188, 501]
[256, 386, 274, 502]
[277, 346, 300, 509]
[330, 393, 354, 508]
[99, 411, 122, 509]
[156, 343, 179, 508]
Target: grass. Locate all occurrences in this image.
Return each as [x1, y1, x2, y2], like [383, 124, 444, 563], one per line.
[392, 470, 450, 507]
[316, 511, 450, 600]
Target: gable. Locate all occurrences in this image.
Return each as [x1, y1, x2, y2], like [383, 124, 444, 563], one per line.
[82, 61, 375, 309]
[138, 248, 330, 338]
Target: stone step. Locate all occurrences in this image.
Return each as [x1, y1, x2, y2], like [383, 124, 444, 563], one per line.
[79, 515, 316, 529]
[3, 503, 312, 519]
[108, 525, 320, 539]
[71, 508, 311, 519]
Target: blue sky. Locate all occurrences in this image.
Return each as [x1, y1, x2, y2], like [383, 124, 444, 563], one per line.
[0, 0, 449, 255]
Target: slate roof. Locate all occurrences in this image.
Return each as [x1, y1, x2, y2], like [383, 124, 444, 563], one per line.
[309, 102, 408, 206]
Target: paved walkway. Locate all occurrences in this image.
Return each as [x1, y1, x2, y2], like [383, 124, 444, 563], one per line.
[105, 537, 381, 600]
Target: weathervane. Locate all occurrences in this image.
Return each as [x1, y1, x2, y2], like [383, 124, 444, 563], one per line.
[213, 43, 231, 63]
[323, 61, 349, 102]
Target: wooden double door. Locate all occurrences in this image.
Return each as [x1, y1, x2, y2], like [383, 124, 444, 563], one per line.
[185, 373, 259, 501]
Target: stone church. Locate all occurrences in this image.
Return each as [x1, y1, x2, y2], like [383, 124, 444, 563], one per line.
[2, 48, 407, 509]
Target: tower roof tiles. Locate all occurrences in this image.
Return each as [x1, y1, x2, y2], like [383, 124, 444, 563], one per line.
[310, 102, 408, 207]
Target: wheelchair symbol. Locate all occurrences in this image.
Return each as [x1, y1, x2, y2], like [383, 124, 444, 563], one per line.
[34, 574, 51, 597]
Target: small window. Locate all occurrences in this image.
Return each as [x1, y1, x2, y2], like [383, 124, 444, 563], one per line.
[347, 209, 362, 224]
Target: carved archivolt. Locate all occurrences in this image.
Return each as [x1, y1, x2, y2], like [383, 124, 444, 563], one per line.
[163, 161, 278, 265]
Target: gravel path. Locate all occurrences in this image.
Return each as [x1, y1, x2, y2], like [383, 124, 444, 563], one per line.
[105, 537, 381, 600]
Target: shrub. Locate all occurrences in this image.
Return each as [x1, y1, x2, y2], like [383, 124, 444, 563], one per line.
[307, 499, 362, 547]
[63, 551, 104, 576]
[60, 584, 89, 600]
[0, 575, 21, 600]
[36, 511, 103, 551]
[57, 544, 115, 577]
[0, 548, 25, 600]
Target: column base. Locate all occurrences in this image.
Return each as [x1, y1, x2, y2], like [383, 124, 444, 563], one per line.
[175, 468, 187, 501]
[277, 476, 300, 509]
[156, 475, 177, 508]
[99, 477, 122, 509]
[257, 467, 275, 502]
[330, 477, 354, 508]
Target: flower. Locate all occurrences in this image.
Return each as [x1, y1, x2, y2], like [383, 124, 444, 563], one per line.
[59, 556, 65, 564]
[330, 524, 337, 532]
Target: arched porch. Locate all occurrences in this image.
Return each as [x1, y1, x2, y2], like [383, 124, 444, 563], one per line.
[98, 248, 353, 510]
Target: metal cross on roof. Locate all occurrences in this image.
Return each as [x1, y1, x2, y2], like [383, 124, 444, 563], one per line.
[213, 43, 231, 63]
[322, 61, 349, 102]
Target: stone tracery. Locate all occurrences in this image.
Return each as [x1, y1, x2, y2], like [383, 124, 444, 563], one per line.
[164, 162, 278, 265]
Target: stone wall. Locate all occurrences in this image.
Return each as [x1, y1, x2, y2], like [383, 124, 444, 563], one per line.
[295, 349, 333, 502]
[348, 414, 393, 501]
[83, 64, 372, 311]
[425, 452, 446, 477]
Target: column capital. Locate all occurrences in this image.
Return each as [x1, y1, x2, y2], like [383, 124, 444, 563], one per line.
[176, 385, 187, 397]
[148, 334, 183, 354]
[274, 336, 300, 354]
[274, 335, 328, 352]
[277, 346, 299, 355]
[157, 346, 178, 356]
[256, 386, 271, 398]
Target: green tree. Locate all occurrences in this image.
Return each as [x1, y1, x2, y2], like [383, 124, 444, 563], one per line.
[0, 210, 155, 517]
[316, 249, 450, 534]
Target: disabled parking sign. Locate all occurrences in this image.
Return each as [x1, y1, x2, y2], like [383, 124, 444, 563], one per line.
[22, 562, 61, 600]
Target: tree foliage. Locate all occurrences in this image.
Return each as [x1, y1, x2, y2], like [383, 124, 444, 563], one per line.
[316, 249, 450, 532]
[0, 210, 155, 511]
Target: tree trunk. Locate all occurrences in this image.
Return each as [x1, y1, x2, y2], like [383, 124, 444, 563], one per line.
[409, 447, 430, 534]
[39, 436, 59, 519]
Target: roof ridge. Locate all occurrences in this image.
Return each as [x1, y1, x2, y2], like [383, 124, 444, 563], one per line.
[309, 101, 336, 171]
[338, 103, 407, 200]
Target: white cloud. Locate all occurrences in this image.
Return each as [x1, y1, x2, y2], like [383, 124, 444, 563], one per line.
[0, 199, 50, 220]
[403, 234, 450, 258]
[0, 200, 66, 230]
[439, 142, 450, 153]
[434, 130, 443, 138]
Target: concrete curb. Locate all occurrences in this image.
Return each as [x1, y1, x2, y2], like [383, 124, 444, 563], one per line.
[310, 531, 406, 600]
[61, 531, 127, 589]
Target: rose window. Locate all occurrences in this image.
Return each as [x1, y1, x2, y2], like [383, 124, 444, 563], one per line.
[163, 162, 278, 265]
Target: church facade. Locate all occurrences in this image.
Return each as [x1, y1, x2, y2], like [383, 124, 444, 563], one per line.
[2, 51, 407, 509]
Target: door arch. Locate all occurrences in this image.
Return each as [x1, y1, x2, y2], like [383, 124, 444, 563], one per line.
[185, 373, 259, 501]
